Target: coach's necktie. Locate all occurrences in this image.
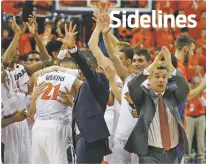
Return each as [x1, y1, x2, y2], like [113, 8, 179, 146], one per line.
[158, 94, 171, 150]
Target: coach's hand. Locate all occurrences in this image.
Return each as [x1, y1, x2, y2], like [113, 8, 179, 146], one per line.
[57, 87, 73, 107]
[57, 22, 78, 49]
[161, 46, 175, 73]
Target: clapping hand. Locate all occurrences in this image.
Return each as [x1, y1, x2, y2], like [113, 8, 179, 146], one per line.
[11, 16, 21, 34]
[26, 15, 38, 36]
[161, 46, 175, 72]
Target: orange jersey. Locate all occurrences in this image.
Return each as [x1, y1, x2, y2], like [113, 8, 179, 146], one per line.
[177, 60, 187, 79]
[186, 91, 206, 116]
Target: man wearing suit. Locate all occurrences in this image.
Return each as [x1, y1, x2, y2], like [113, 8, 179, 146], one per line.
[58, 23, 111, 163]
[125, 46, 189, 163]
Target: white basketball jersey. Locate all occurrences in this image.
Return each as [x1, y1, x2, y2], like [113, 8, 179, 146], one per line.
[35, 71, 76, 122]
[115, 74, 138, 141]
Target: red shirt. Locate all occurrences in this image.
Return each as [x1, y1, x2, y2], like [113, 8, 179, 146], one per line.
[186, 91, 206, 116]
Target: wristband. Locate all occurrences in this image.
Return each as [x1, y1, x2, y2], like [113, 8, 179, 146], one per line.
[67, 45, 77, 54]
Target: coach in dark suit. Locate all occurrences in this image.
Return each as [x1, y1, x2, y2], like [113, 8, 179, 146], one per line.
[58, 23, 111, 163]
[125, 47, 189, 163]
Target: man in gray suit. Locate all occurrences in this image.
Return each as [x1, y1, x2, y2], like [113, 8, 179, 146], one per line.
[125, 46, 189, 163]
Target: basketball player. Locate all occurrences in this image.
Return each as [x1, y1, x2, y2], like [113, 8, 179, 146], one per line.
[29, 60, 82, 164]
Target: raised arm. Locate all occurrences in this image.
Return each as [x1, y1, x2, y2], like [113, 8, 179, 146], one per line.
[57, 23, 108, 93]
[105, 66, 121, 104]
[101, 12, 129, 81]
[162, 46, 189, 103]
[2, 17, 21, 67]
[188, 74, 206, 101]
[88, 12, 114, 71]
[26, 15, 51, 61]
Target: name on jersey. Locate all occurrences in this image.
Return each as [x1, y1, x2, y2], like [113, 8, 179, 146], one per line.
[46, 75, 65, 81]
[14, 68, 27, 81]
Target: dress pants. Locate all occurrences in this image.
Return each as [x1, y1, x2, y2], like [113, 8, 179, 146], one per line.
[139, 146, 178, 164]
[76, 136, 105, 164]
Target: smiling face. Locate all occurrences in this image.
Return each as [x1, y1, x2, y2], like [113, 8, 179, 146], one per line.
[149, 67, 168, 94]
[132, 54, 149, 73]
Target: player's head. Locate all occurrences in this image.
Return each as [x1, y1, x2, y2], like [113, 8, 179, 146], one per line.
[25, 50, 40, 65]
[59, 57, 77, 69]
[115, 42, 134, 72]
[132, 48, 151, 73]
[115, 41, 131, 50]
[46, 40, 62, 60]
[174, 34, 195, 65]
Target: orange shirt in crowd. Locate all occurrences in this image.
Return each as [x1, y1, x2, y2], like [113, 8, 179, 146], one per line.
[19, 34, 32, 56]
[131, 29, 154, 49]
[155, 0, 176, 14]
[196, 38, 206, 55]
[199, 55, 206, 68]
[186, 91, 206, 116]
[185, 55, 200, 81]
[155, 29, 174, 50]
[177, 1, 193, 14]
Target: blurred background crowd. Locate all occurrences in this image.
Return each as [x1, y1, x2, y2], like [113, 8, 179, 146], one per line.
[2, 0, 206, 82]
